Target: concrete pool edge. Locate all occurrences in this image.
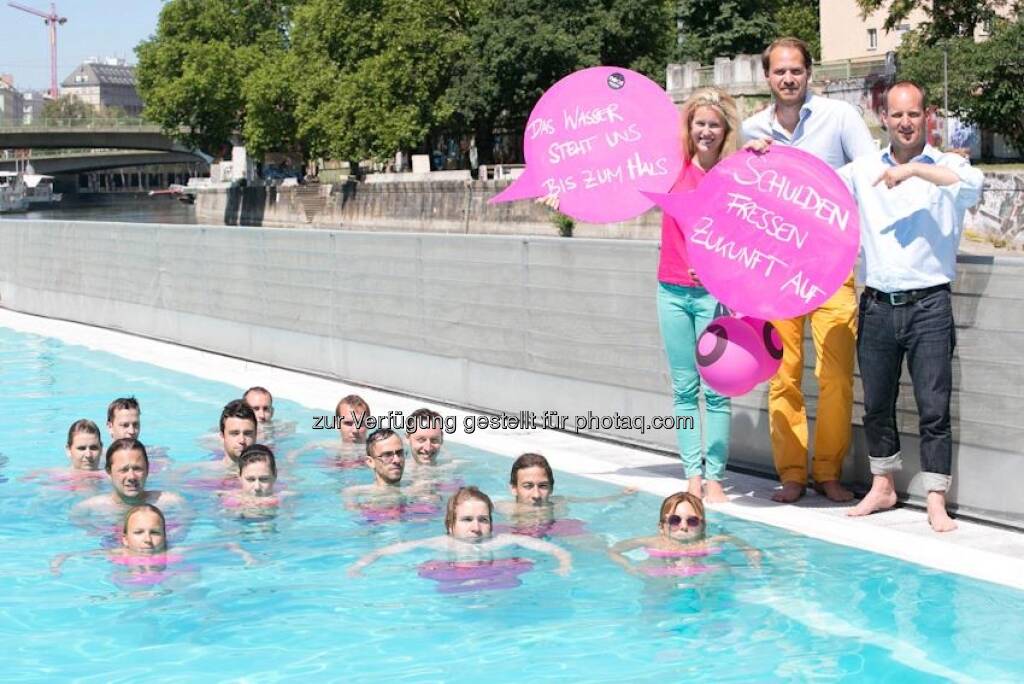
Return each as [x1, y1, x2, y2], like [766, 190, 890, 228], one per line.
[4, 307, 1024, 592]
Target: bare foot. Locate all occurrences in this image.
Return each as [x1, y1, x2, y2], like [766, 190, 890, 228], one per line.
[847, 475, 898, 517]
[687, 475, 703, 498]
[771, 481, 805, 503]
[705, 480, 728, 504]
[927, 491, 958, 533]
[816, 480, 854, 503]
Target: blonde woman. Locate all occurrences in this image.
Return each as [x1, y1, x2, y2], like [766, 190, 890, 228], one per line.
[656, 88, 741, 503]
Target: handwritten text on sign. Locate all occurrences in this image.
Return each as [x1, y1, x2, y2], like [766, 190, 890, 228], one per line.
[642, 147, 860, 321]
[489, 67, 683, 224]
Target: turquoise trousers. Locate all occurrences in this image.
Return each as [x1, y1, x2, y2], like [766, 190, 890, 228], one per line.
[656, 282, 731, 480]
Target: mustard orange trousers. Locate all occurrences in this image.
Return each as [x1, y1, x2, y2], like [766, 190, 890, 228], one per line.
[768, 275, 857, 485]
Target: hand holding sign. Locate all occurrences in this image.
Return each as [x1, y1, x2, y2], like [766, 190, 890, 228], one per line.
[642, 147, 860, 321]
[489, 67, 683, 224]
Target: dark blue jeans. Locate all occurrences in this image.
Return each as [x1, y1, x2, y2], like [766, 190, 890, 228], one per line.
[856, 287, 955, 492]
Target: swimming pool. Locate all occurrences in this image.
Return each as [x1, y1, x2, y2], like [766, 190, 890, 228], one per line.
[2, 325, 1023, 681]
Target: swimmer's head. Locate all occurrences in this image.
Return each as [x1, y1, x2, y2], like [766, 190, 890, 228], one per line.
[220, 399, 257, 463]
[66, 419, 103, 470]
[509, 453, 554, 506]
[406, 408, 444, 465]
[445, 486, 493, 541]
[243, 386, 274, 424]
[105, 439, 149, 500]
[121, 504, 167, 554]
[238, 444, 277, 497]
[365, 429, 405, 485]
[335, 394, 369, 443]
[106, 397, 140, 441]
[658, 492, 706, 542]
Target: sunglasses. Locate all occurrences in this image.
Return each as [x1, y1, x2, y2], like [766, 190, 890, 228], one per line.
[665, 514, 702, 529]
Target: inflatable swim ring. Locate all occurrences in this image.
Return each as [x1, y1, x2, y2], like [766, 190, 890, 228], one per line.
[417, 557, 534, 594]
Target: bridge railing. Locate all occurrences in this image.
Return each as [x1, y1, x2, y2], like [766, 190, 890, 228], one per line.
[0, 118, 162, 131]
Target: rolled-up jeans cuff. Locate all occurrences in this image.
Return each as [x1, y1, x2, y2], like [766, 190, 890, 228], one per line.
[921, 472, 952, 493]
[869, 452, 902, 475]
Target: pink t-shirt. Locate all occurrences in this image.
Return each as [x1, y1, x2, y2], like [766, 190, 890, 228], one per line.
[656, 161, 705, 287]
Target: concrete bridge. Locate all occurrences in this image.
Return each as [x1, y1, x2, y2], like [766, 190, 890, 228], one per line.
[0, 119, 204, 156]
[0, 150, 205, 174]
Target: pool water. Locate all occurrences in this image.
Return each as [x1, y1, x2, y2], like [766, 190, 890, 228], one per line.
[2, 327, 1023, 681]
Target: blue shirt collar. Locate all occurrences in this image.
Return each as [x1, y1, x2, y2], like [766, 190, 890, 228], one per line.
[881, 144, 940, 166]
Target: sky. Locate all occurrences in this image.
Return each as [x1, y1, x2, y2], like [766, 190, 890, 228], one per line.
[0, 0, 163, 92]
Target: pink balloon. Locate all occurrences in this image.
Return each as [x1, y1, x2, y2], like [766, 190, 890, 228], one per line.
[489, 66, 683, 223]
[740, 316, 784, 383]
[641, 147, 860, 321]
[696, 316, 762, 397]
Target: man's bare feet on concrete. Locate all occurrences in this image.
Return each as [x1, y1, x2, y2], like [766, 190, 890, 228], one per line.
[687, 475, 703, 499]
[705, 480, 728, 504]
[815, 480, 855, 502]
[847, 474, 898, 516]
[927, 491, 958, 532]
[771, 481, 805, 503]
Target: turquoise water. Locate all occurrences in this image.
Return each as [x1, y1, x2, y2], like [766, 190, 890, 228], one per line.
[2, 326, 1023, 682]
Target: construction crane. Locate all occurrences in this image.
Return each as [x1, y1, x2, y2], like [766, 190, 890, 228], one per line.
[7, 2, 67, 99]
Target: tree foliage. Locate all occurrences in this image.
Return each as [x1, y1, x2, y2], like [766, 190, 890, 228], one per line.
[136, 0, 679, 162]
[857, 0, 1019, 42]
[897, 17, 1024, 154]
[674, 0, 820, 64]
[41, 95, 95, 123]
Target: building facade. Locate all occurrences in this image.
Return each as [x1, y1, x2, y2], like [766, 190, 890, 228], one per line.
[60, 58, 142, 116]
[1, 74, 23, 126]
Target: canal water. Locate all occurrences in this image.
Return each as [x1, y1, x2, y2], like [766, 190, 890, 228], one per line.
[6, 196, 197, 224]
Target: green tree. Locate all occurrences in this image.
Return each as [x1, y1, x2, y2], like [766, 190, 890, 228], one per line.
[771, 1, 821, 60]
[897, 18, 1024, 154]
[675, 0, 777, 63]
[450, 0, 674, 165]
[135, 0, 293, 153]
[856, 0, 1018, 42]
[41, 95, 94, 124]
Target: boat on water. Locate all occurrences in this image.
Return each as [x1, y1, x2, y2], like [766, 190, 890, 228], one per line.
[0, 172, 29, 214]
[22, 174, 63, 207]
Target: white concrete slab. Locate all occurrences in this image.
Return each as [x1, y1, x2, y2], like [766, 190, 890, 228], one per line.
[4, 307, 1024, 590]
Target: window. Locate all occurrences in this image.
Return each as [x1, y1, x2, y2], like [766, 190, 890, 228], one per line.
[896, 23, 911, 34]
[867, 28, 878, 50]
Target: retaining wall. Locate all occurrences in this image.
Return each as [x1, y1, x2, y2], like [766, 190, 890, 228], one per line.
[1, 219, 1022, 526]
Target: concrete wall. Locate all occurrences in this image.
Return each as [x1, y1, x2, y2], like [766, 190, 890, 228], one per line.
[196, 181, 665, 240]
[198, 175, 1024, 247]
[1, 219, 1022, 527]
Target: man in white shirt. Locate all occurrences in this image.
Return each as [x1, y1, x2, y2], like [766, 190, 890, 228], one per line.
[839, 81, 983, 532]
[743, 38, 877, 504]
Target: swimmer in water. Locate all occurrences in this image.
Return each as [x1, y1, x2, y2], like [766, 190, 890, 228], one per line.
[342, 429, 440, 517]
[287, 394, 371, 466]
[243, 386, 296, 444]
[106, 396, 171, 465]
[21, 420, 106, 489]
[217, 444, 294, 510]
[607, 491, 760, 577]
[494, 453, 637, 533]
[182, 400, 258, 478]
[73, 439, 185, 515]
[403, 408, 466, 485]
[51, 504, 253, 579]
[348, 486, 572, 576]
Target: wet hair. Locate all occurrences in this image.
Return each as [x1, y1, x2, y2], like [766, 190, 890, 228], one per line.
[219, 399, 257, 434]
[106, 397, 140, 423]
[365, 428, 399, 457]
[510, 453, 554, 487]
[66, 419, 102, 448]
[238, 444, 277, 476]
[761, 36, 813, 75]
[679, 88, 741, 164]
[882, 79, 928, 112]
[445, 486, 494, 534]
[335, 394, 369, 418]
[122, 503, 166, 536]
[104, 438, 149, 473]
[243, 386, 273, 404]
[658, 492, 706, 533]
[405, 407, 442, 434]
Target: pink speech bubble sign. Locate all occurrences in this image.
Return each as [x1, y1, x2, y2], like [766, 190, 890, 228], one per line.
[489, 66, 683, 224]
[642, 147, 860, 321]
